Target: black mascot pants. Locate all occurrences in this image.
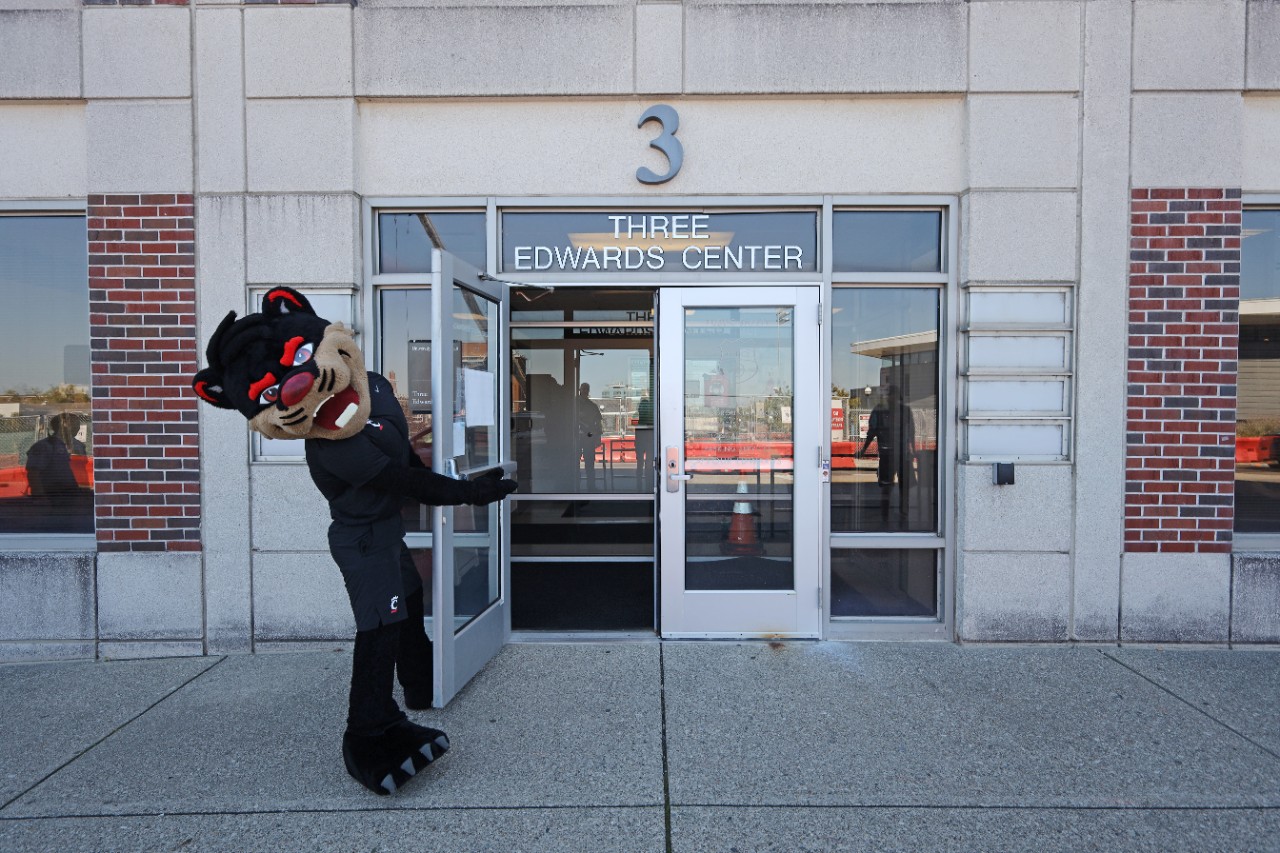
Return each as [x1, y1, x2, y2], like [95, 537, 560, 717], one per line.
[330, 516, 434, 736]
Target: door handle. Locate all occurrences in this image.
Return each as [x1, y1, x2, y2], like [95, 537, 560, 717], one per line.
[664, 446, 692, 493]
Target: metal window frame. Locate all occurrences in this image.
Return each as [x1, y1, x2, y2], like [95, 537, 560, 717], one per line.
[363, 195, 958, 641]
[0, 202, 95, 553]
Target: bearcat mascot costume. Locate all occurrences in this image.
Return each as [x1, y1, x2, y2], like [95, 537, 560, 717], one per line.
[191, 287, 516, 795]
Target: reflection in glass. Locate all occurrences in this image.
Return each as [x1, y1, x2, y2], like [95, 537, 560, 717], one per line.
[830, 549, 937, 617]
[378, 212, 487, 273]
[0, 215, 93, 534]
[682, 306, 794, 590]
[511, 289, 655, 495]
[512, 499, 654, 557]
[1237, 209, 1280, 533]
[452, 285, 499, 472]
[830, 288, 940, 533]
[380, 289, 433, 533]
[832, 210, 942, 273]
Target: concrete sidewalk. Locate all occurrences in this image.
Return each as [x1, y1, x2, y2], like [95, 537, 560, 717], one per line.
[1, 642, 1278, 852]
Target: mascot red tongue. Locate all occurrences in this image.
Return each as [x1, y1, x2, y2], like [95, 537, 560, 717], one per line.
[190, 286, 516, 797]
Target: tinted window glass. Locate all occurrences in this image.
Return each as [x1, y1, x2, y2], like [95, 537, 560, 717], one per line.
[1237, 209, 1280, 534]
[833, 210, 942, 273]
[378, 212, 487, 273]
[0, 215, 93, 534]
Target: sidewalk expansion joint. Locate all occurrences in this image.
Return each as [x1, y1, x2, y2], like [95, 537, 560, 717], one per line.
[0, 804, 667, 822]
[666, 803, 1280, 812]
[659, 642, 674, 853]
[0, 656, 229, 813]
[1100, 650, 1280, 764]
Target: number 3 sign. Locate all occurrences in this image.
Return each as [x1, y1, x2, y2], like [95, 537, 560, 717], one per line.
[636, 104, 683, 185]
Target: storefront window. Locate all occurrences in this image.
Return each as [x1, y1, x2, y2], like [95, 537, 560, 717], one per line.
[0, 214, 93, 535]
[830, 287, 940, 533]
[1237, 209, 1280, 534]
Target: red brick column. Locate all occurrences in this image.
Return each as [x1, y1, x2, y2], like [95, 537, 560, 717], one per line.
[1124, 188, 1241, 554]
[88, 194, 200, 553]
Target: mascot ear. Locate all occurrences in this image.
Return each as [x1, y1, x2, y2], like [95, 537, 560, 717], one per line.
[261, 287, 316, 317]
[192, 368, 234, 410]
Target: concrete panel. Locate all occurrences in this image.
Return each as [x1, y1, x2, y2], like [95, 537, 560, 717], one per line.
[244, 193, 358, 284]
[968, 94, 1080, 189]
[685, 2, 965, 93]
[86, 101, 194, 194]
[635, 2, 682, 94]
[1231, 553, 1280, 642]
[958, 551, 1070, 641]
[354, 6, 633, 96]
[357, 97, 966, 197]
[1120, 551, 1231, 642]
[194, 9, 245, 194]
[96, 552, 203, 642]
[0, 810, 666, 853]
[1072, 0, 1133, 642]
[83, 7, 192, 99]
[249, 462, 332, 551]
[0, 10, 79, 99]
[252, 551, 354, 641]
[0, 642, 95, 663]
[966, 191, 1079, 282]
[1243, 95, 1280, 192]
[663, 643, 1280, 807]
[5, 645, 663, 815]
[957, 462, 1074, 553]
[0, 103, 86, 199]
[246, 99, 354, 193]
[0, 657, 217, 807]
[1133, 0, 1245, 91]
[196, 195, 252, 654]
[0, 553, 94, 642]
[970, 1, 1082, 92]
[1247, 0, 1280, 89]
[1131, 94, 1244, 188]
[245, 7, 352, 98]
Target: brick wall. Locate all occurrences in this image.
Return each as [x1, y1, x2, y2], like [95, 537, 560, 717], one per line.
[1124, 188, 1241, 554]
[88, 194, 201, 553]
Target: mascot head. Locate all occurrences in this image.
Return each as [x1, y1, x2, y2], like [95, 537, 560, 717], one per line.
[191, 287, 371, 441]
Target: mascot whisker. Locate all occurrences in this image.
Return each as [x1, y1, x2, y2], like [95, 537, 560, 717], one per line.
[193, 287, 517, 796]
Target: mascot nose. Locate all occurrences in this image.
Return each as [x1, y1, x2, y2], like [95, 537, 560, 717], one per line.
[280, 371, 314, 407]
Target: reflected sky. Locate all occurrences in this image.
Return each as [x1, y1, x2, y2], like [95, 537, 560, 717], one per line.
[0, 216, 89, 393]
[1242, 209, 1280, 301]
[831, 288, 939, 394]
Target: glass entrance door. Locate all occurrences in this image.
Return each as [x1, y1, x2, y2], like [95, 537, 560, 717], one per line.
[658, 287, 822, 637]
[429, 251, 513, 705]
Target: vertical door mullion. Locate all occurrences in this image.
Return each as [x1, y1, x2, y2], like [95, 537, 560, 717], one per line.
[431, 251, 455, 707]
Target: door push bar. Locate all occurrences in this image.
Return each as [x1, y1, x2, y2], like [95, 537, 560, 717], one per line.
[665, 446, 693, 493]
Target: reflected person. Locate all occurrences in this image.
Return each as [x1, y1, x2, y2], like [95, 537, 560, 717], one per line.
[635, 391, 654, 487]
[576, 383, 603, 486]
[857, 385, 915, 526]
[26, 413, 85, 497]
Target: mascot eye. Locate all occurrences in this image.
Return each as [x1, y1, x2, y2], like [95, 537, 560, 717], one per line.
[292, 342, 315, 367]
[259, 384, 281, 405]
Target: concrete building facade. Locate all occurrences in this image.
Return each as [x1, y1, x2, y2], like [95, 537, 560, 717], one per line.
[1, 1, 1278, 673]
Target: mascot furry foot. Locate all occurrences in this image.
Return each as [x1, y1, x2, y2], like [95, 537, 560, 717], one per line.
[342, 720, 450, 796]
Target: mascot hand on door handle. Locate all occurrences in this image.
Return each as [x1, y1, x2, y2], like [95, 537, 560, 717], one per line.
[192, 287, 517, 796]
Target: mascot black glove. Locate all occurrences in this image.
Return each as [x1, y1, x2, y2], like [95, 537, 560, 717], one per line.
[466, 468, 519, 505]
[366, 463, 517, 507]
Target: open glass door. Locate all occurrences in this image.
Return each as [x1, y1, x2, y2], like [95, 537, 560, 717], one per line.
[658, 287, 822, 638]
[429, 250, 513, 706]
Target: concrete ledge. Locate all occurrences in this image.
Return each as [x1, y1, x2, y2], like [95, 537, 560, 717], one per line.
[0, 641, 95, 663]
[1121, 551, 1230, 643]
[1231, 553, 1280, 643]
[98, 640, 204, 661]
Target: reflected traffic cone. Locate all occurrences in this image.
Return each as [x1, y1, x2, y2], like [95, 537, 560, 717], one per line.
[722, 479, 763, 556]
